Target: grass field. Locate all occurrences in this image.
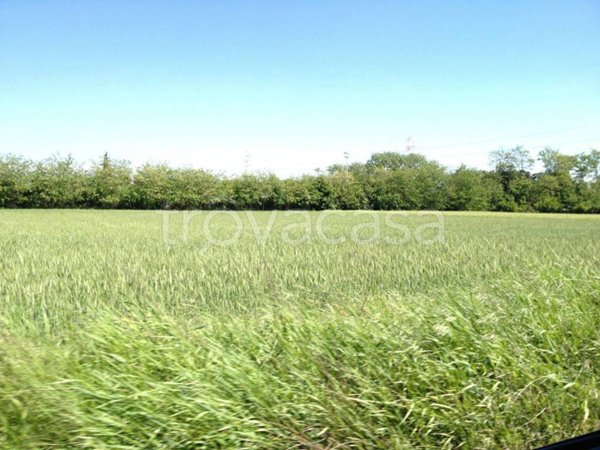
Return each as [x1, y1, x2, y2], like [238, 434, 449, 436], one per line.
[1, 210, 599, 449]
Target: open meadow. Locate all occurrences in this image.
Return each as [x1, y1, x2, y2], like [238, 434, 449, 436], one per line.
[1, 210, 599, 449]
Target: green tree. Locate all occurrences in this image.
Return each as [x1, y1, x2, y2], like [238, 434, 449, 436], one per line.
[0, 155, 31, 207]
[366, 152, 429, 171]
[447, 166, 492, 210]
[574, 149, 600, 181]
[490, 146, 534, 173]
[227, 174, 281, 209]
[288, 176, 332, 210]
[168, 168, 221, 209]
[89, 153, 132, 208]
[538, 147, 577, 175]
[366, 168, 419, 210]
[27, 155, 86, 208]
[490, 146, 535, 211]
[132, 164, 173, 209]
[325, 171, 368, 209]
[588, 179, 600, 212]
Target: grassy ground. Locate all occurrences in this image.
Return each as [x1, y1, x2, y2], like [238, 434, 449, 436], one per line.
[0, 210, 599, 449]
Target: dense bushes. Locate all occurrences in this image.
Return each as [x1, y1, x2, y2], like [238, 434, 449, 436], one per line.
[1, 148, 599, 212]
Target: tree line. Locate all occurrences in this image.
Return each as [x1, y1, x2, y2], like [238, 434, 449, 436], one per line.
[0, 147, 599, 212]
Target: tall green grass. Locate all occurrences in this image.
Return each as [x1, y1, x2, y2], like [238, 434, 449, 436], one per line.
[1, 210, 599, 449]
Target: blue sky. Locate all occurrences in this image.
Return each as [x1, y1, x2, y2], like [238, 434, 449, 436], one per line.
[1, 0, 598, 176]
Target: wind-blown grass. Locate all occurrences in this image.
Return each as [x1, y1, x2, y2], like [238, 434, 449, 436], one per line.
[0, 210, 599, 449]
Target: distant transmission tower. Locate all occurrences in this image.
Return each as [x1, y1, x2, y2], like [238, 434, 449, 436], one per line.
[244, 151, 251, 174]
[343, 151, 350, 171]
[405, 136, 415, 153]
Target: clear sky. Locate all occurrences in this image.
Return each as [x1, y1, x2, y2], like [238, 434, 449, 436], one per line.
[1, 0, 599, 176]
